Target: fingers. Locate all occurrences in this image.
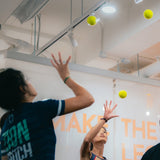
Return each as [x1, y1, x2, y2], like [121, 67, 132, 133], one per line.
[111, 104, 118, 112]
[51, 53, 71, 66]
[51, 54, 59, 66]
[104, 100, 108, 112]
[109, 100, 112, 109]
[104, 104, 106, 112]
[58, 52, 63, 64]
[66, 56, 71, 65]
[104, 100, 118, 113]
[50, 60, 58, 69]
[105, 100, 108, 107]
[110, 115, 119, 119]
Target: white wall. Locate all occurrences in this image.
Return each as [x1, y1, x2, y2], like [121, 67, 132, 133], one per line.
[2, 58, 160, 160]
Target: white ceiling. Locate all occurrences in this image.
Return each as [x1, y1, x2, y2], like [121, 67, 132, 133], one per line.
[0, 0, 160, 79]
[0, 0, 22, 24]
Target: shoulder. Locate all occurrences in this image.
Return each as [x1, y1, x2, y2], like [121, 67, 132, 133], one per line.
[142, 143, 160, 160]
[146, 143, 160, 153]
[33, 99, 65, 117]
[33, 99, 55, 105]
[28, 99, 60, 109]
[33, 99, 64, 106]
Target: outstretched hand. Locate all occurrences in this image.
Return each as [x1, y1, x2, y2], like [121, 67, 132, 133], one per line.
[103, 100, 119, 121]
[51, 52, 71, 81]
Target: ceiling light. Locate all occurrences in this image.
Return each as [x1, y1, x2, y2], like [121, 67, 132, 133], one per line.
[102, 6, 116, 14]
[134, 0, 143, 4]
[12, 0, 49, 24]
[146, 111, 150, 116]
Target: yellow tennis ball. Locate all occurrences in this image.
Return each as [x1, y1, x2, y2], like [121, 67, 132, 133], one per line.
[119, 90, 127, 99]
[87, 16, 96, 25]
[143, 9, 153, 19]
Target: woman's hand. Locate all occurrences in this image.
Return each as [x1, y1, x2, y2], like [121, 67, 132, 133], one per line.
[51, 52, 71, 81]
[103, 100, 119, 121]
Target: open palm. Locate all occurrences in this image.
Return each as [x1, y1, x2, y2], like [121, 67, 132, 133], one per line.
[50, 52, 71, 81]
[103, 100, 119, 121]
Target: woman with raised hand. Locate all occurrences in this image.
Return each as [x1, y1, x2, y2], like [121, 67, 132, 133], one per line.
[80, 100, 118, 160]
[0, 52, 94, 160]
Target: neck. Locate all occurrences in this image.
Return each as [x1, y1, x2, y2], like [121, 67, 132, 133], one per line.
[22, 94, 35, 103]
[92, 142, 104, 158]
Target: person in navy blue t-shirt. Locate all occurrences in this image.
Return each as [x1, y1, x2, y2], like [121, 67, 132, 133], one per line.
[0, 112, 10, 160]
[0, 52, 94, 160]
[80, 100, 118, 160]
[141, 143, 160, 160]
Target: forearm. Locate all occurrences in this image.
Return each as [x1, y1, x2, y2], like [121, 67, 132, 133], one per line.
[65, 78, 94, 105]
[84, 119, 106, 142]
[64, 77, 94, 114]
[65, 78, 91, 96]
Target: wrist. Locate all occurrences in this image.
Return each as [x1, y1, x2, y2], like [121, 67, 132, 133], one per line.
[64, 76, 70, 83]
[100, 118, 108, 123]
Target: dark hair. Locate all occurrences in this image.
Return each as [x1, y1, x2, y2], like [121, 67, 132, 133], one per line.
[0, 112, 10, 129]
[0, 68, 27, 110]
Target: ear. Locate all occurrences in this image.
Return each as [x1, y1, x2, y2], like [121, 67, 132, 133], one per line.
[19, 85, 26, 94]
[90, 142, 93, 151]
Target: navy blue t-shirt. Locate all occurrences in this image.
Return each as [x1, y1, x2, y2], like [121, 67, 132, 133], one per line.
[141, 143, 160, 160]
[90, 152, 107, 160]
[1, 99, 65, 160]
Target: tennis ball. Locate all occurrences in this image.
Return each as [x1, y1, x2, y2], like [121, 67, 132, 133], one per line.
[87, 16, 96, 25]
[119, 90, 127, 99]
[143, 9, 153, 19]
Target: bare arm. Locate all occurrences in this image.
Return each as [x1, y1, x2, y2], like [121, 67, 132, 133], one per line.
[51, 52, 94, 114]
[80, 100, 119, 158]
[80, 120, 105, 159]
[64, 78, 94, 114]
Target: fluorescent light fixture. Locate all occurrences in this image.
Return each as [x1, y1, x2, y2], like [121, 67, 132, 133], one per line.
[12, 0, 49, 23]
[134, 0, 143, 4]
[102, 6, 116, 14]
